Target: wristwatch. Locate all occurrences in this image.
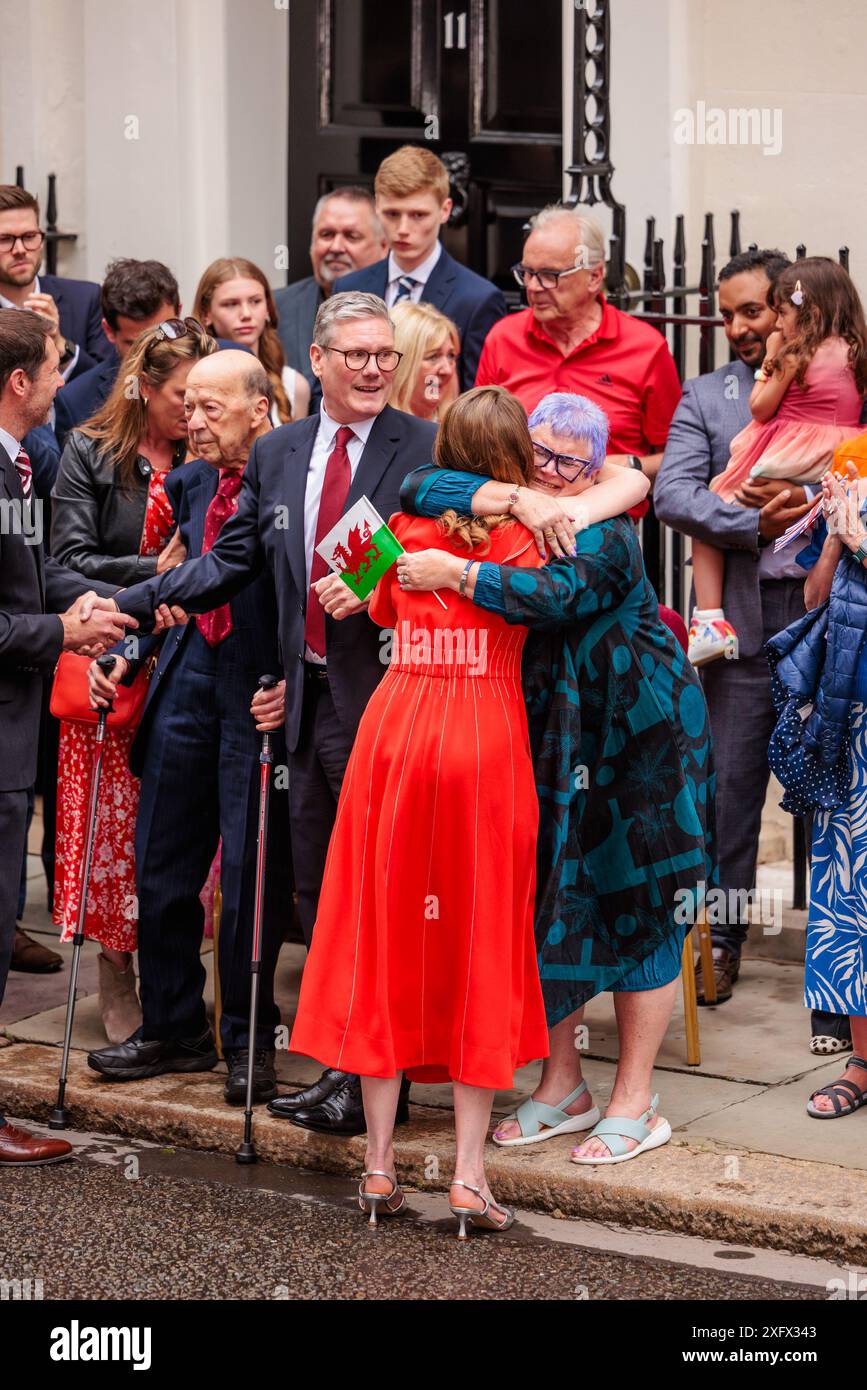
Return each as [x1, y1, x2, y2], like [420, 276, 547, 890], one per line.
[505, 488, 521, 510]
[628, 455, 643, 472]
[853, 536, 867, 567]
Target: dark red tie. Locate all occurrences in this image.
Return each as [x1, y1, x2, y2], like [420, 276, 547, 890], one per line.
[14, 447, 32, 501]
[196, 468, 244, 646]
[305, 425, 354, 658]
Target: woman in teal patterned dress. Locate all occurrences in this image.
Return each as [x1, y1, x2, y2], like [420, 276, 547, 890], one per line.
[398, 393, 715, 1165]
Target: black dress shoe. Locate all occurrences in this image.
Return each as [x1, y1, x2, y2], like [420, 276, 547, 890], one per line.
[224, 1049, 278, 1106]
[291, 1073, 366, 1136]
[87, 1028, 218, 1081]
[267, 1067, 348, 1119]
[290, 1073, 413, 1137]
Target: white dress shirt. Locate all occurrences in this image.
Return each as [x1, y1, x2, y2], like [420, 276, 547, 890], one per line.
[384, 241, 442, 308]
[0, 425, 21, 483]
[304, 405, 377, 663]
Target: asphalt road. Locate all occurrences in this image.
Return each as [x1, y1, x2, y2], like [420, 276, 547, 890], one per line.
[0, 1127, 829, 1303]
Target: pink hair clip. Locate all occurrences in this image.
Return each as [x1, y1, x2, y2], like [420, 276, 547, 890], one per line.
[790, 280, 804, 306]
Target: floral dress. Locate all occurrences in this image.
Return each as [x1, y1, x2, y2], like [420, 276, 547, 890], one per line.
[54, 471, 175, 948]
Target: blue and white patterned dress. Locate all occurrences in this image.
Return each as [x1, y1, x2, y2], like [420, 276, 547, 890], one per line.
[804, 704, 867, 1018]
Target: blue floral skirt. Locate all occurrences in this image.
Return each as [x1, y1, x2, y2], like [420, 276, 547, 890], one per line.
[804, 704, 867, 1019]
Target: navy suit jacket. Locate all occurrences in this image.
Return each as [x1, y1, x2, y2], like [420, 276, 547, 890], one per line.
[54, 352, 119, 451]
[273, 277, 323, 390]
[40, 273, 111, 379]
[118, 406, 438, 753]
[334, 247, 507, 391]
[0, 442, 114, 789]
[124, 459, 282, 777]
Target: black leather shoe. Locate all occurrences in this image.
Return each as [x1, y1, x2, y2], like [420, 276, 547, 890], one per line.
[224, 1049, 278, 1105]
[290, 1074, 412, 1137]
[87, 1028, 218, 1081]
[267, 1067, 348, 1119]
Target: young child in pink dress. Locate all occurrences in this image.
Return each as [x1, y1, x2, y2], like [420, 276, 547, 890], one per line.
[689, 259, 867, 665]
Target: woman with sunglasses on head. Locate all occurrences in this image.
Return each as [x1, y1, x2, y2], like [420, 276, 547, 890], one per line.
[398, 393, 714, 1166]
[50, 318, 217, 1041]
[193, 257, 310, 425]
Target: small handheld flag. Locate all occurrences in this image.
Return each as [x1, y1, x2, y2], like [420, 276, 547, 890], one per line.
[315, 496, 447, 607]
[773, 496, 822, 552]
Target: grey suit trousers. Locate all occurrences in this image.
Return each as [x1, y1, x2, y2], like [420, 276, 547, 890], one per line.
[700, 577, 807, 952]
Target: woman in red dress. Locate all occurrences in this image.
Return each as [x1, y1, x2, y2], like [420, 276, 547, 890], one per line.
[289, 388, 549, 1235]
[51, 319, 217, 1041]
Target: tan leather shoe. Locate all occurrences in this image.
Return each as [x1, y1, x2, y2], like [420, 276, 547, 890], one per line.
[11, 927, 63, 973]
[98, 953, 142, 1045]
[0, 1122, 73, 1166]
[695, 947, 740, 1005]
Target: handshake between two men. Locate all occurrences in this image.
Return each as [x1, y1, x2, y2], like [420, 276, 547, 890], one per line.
[77, 592, 287, 734]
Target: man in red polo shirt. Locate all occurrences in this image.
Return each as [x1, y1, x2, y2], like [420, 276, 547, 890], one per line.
[475, 206, 681, 483]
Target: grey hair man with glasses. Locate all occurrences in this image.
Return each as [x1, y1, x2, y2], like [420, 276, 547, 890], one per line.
[112, 291, 438, 1138]
[476, 205, 681, 484]
[0, 185, 110, 382]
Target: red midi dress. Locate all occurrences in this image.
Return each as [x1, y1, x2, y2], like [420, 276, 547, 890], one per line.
[289, 514, 549, 1090]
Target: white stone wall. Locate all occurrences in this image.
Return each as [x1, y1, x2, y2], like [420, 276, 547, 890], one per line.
[0, 0, 288, 307]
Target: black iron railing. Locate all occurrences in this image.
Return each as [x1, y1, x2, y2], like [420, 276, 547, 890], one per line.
[14, 167, 77, 275]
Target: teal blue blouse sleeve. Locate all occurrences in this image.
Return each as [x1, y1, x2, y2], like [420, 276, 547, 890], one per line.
[474, 519, 637, 631]
[472, 562, 506, 614]
[400, 466, 484, 518]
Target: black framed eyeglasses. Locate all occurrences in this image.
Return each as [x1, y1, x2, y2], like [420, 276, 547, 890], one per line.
[511, 262, 586, 291]
[532, 442, 598, 482]
[0, 229, 45, 253]
[322, 346, 403, 372]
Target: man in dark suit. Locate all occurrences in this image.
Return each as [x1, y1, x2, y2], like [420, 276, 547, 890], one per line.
[274, 186, 386, 392]
[0, 308, 133, 1166]
[113, 292, 437, 1135]
[334, 146, 506, 391]
[86, 353, 291, 1102]
[54, 259, 181, 450]
[0, 186, 110, 383]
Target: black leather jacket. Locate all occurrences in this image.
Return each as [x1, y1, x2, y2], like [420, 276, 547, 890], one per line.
[50, 429, 182, 585]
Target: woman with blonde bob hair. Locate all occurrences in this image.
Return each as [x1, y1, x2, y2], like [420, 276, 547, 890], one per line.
[50, 317, 217, 1041]
[389, 300, 460, 420]
[193, 257, 309, 424]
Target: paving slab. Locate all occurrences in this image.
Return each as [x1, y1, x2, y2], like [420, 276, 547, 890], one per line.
[582, 955, 829, 1086]
[681, 1057, 867, 1172]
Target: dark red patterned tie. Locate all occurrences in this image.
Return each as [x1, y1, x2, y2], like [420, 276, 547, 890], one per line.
[196, 468, 244, 646]
[304, 425, 354, 658]
[14, 447, 32, 501]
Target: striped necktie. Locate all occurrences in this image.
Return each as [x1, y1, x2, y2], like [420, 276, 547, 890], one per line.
[393, 275, 419, 304]
[14, 447, 33, 501]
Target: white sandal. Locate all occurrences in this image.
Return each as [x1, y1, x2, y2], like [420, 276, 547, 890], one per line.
[492, 1081, 600, 1147]
[570, 1094, 672, 1166]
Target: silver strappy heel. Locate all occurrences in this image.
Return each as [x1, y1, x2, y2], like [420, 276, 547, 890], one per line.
[357, 1169, 407, 1227]
[448, 1179, 514, 1240]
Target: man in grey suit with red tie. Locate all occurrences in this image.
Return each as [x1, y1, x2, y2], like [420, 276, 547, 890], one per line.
[0, 309, 131, 1166]
[114, 292, 438, 1136]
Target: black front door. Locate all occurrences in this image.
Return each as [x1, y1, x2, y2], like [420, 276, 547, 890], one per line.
[288, 0, 566, 298]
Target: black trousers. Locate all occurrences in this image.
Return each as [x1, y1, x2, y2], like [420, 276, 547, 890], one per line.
[135, 631, 290, 1051]
[0, 789, 29, 1127]
[288, 671, 356, 946]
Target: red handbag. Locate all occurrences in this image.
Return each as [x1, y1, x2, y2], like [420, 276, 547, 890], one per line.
[50, 651, 153, 730]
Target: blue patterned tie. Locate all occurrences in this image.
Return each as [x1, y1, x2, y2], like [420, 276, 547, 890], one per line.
[393, 275, 419, 304]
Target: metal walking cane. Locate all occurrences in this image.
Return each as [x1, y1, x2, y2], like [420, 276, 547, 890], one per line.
[49, 653, 117, 1130]
[236, 673, 278, 1164]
